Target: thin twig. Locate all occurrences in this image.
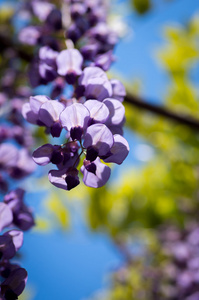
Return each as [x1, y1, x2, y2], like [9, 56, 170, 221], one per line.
[125, 93, 199, 130]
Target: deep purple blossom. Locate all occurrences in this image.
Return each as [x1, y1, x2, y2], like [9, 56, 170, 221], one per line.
[1, 267, 27, 299]
[4, 189, 35, 231]
[48, 167, 80, 190]
[38, 46, 58, 83]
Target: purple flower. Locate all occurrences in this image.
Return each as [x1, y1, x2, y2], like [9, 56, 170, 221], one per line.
[89, 22, 118, 47]
[0, 235, 16, 260]
[32, 144, 56, 166]
[0, 203, 13, 232]
[46, 8, 62, 31]
[56, 49, 83, 83]
[38, 46, 58, 83]
[30, 95, 50, 114]
[22, 95, 49, 125]
[0, 144, 19, 170]
[48, 167, 80, 191]
[110, 79, 126, 102]
[80, 43, 99, 61]
[60, 103, 90, 140]
[78, 66, 112, 101]
[9, 148, 36, 179]
[3, 230, 23, 252]
[103, 98, 125, 127]
[4, 189, 35, 231]
[38, 100, 65, 137]
[102, 134, 129, 165]
[84, 99, 109, 124]
[1, 267, 27, 299]
[81, 157, 111, 188]
[94, 50, 114, 71]
[18, 26, 41, 46]
[31, 1, 55, 21]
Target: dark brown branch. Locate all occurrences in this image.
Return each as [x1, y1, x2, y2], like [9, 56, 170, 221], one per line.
[125, 94, 199, 130]
[1, 33, 199, 130]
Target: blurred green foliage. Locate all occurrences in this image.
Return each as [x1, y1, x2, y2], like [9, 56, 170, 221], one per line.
[87, 12, 199, 236]
[130, 0, 151, 14]
[88, 13, 199, 299]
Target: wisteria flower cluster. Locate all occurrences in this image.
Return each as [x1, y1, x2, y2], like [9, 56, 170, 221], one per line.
[0, 189, 34, 299]
[21, 0, 129, 191]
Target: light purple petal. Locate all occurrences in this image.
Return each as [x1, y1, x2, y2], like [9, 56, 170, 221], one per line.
[22, 103, 38, 124]
[84, 99, 109, 123]
[48, 169, 68, 190]
[4, 230, 23, 251]
[84, 124, 114, 156]
[32, 144, 54, 165]
[110, 79, 126, 102]
[39, 100, 65, 127]
[79, 66, 112, 101]
[0, 203, 13, 231]
[81, 158, 111, 188]
[0, 143, 19, 168]
[94, 50, 114, 71]
[79, 67, 106, 85]
[32, 1, 54, 21]
[39, 46, 58, 62]
[103, 134, 129, 164]
[18, 26, 40, 45]
[60, 103, 90, 131]
[16, 149, 36, 174]
[56, 49, 83, 76]
[29, 95, 50, 114]
[103, 98, 125, 126]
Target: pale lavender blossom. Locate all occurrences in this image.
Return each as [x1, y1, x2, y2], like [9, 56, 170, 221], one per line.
[79, 66, 112, 101]
[103, 134, 129, 165]
[81, 157, 111, 188]
[0, 203, 13, 232]
[83, 123, 114, 160]
[19, 26, 41, 46]
[31, 1, 55, 21]
[56, 49, 83, 83]
[110, 79, 126, 102]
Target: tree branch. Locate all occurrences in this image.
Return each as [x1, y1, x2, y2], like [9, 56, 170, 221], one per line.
[1, 33, 199, 130]
[125, 93, 199, 130]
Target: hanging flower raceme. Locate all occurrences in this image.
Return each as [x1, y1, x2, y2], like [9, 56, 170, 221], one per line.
[21, 0, 129, 191]
[24, 90, 129, 190]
